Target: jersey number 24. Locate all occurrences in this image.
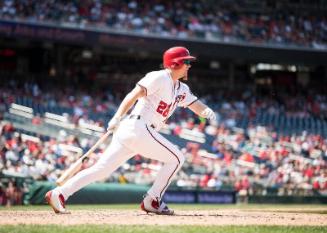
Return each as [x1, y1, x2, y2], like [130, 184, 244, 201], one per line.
[156, 101, 171, 117]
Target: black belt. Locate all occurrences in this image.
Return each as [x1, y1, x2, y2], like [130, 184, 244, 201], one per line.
[129, 115, 155, 129]
[129, 114, 141, 120]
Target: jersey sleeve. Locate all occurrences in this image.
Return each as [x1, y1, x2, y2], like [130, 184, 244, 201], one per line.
[137, 72, 161, 96]
[178, 83, 198, 108]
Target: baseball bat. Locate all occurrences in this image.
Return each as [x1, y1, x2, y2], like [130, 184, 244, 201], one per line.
[56, 130, 112, 186]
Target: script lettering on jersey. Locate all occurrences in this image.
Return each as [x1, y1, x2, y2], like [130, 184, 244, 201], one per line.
[175, 93, 186, 103]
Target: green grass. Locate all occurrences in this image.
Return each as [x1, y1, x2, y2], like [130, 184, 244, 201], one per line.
[0, 225, 326, 233]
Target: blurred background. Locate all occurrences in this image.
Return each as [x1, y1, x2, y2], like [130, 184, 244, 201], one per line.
[0, 0, 326, 206]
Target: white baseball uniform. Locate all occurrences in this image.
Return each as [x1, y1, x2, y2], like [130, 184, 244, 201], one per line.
[56, 69, 198, 201]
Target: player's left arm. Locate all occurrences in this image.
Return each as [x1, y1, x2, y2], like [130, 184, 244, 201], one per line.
[188, 100, 216, 120]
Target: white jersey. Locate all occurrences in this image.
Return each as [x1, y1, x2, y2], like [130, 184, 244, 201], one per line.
[131, 69, 198, 131]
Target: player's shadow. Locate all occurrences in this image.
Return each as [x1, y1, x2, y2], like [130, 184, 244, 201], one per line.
[174, 213, 224, 217]
[137, 213, 225, 217]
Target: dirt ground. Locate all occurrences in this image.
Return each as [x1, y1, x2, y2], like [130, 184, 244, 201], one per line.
[0, 209, 326, 226]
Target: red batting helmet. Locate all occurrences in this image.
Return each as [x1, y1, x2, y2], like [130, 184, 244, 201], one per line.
[163, 46, 196, 69]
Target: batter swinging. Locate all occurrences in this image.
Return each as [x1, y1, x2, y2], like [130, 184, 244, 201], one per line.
[45, 46, 216, 215]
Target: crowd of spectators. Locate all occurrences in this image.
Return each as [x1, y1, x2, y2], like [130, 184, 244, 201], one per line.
[1, 116, 326, 204]
[203, 124, 327, 196]
[1, 79, 326, 206]
[0, 79, 120, 128]
[0, 0, 326, 48]
[1, 79, 327, 136]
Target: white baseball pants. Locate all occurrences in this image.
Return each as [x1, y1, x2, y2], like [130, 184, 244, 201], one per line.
[56, 116, 185, 201]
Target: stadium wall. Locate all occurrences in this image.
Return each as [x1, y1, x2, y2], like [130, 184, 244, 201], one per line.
[27, 182, 236, 205]
[247, 195, 327, 204]
[27, 182, 327, 205]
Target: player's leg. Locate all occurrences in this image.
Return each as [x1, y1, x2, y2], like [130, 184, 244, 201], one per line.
[136, 124, 185, 215]
[46, 136, 134, 213]
[58, 138, 134, 199]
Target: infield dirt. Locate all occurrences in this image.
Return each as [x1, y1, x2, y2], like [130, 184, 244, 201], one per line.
[0, 209, 326, 226]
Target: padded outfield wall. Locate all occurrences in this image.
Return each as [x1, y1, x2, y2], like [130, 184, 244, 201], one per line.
[27, 182, 327, 205]
[28, 182, 236, 205]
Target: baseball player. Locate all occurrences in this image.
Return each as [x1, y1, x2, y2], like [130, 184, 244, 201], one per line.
[45, 46, 216, 215]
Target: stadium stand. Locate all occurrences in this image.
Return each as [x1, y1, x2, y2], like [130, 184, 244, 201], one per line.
[0, 0, 326, 48]
[0, 0, 326, 205]
[0, 78, 326, 206]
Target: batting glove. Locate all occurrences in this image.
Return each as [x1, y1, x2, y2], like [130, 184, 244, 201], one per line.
[201, 107, 216, 121]
[107, 116, 121, 132]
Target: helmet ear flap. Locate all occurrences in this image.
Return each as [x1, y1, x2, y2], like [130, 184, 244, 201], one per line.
[170, 61, 182, 69]
[171, 62, 178, 69]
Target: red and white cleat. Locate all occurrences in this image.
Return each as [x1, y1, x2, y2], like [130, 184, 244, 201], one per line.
[45, 190, 70, 214]
[141, 195, 174, 215]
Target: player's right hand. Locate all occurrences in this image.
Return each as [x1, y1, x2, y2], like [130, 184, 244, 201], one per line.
[107, 116, 120, 132]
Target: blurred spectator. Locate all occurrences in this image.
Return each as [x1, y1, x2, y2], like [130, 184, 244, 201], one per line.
[0, 184, 5, 205]
[31, 114, 42, 125]
[4, 180, 23, 206]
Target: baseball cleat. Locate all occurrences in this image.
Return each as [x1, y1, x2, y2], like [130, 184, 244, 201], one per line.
[141, 195, 174, 215]
[45, 190, 70, 214]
